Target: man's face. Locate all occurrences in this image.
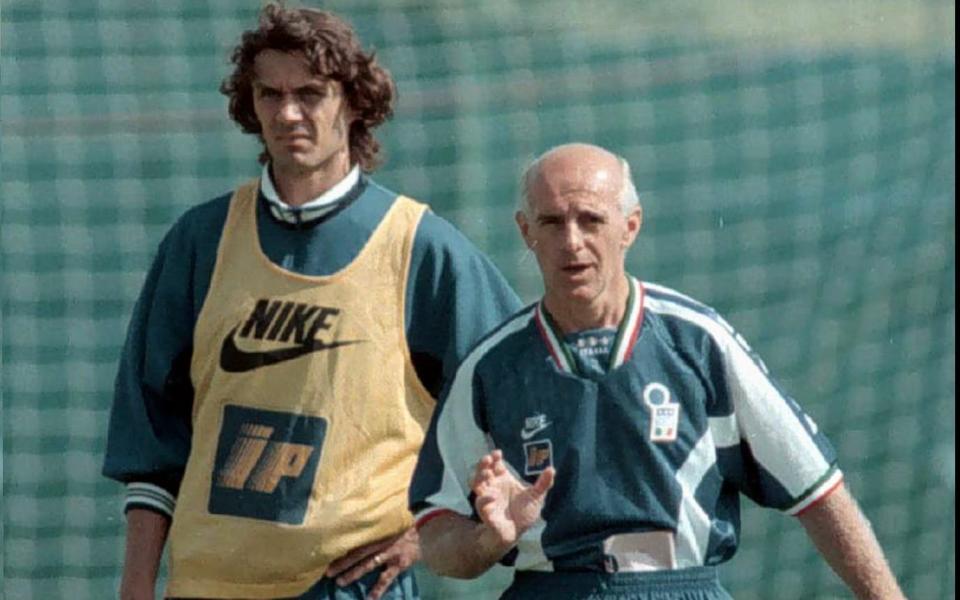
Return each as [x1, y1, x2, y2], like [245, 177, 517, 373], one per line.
[251, 50, 354, 175]
[517, 151, 641, 307]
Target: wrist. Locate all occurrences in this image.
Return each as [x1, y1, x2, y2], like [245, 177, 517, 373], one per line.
[474, 522, 515, 561]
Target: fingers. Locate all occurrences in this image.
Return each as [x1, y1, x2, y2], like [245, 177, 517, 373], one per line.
[333, 527, 420, 591]
[531, 467, 556, 498]
[471, 450, 507, 495]
[492, 453, 508, 476]
[366, 564, 401, 600]
[325, 537, 393, 579]
[475, 494, 498, 520]
[333, 550, 387, 588]
[471, 450, 500, 489]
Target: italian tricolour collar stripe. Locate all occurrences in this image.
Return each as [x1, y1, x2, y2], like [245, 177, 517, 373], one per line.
[535, 277, 645, 375]
[535, 303, 576, 375]
[609, 277, 645, 370]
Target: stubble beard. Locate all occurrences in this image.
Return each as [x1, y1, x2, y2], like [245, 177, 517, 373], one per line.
[272, 142, 350, 181]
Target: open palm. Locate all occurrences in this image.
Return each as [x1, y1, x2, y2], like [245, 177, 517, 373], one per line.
[471, 450, 555, 545]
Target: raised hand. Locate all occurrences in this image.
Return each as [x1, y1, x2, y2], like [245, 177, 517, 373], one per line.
[471, 449, 555, 546]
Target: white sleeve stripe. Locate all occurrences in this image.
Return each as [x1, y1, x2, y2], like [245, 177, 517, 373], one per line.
[425, 310, 536, 514]
[709, 415, 740, 448]
[674, 429, 717, 567]
[126, 482, 175, 502]
[125, 482, 176, 516]
[785, 468, 844, 515]
[643, 283, 713, 317]
[124, 495, 175, 518]
[646, 294, 831, 498]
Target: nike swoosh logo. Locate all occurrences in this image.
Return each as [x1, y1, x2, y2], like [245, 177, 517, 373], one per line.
[520, 423, 551, 440]
[219, 326, 364, 373]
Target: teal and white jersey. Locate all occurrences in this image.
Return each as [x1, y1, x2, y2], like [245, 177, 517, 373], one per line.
[410, 277, 841, 572]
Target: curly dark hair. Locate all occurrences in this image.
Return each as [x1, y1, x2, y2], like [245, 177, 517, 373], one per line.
[220, 4, 395, 171]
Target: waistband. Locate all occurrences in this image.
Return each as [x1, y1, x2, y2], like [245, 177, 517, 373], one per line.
[513, 566, 721, 591]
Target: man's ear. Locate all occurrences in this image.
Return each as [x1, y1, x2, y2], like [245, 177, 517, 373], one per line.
[622, 205, 642, 248]
[339, 85, 359, 127]
[516, 211, 534, 249]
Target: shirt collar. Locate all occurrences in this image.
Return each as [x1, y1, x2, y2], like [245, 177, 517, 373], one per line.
[259, 163, 361, 224]
[535, 277, 645, 376]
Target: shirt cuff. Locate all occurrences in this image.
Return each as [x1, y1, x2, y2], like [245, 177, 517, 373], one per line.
[414, 506, 459, 530]
[785, 467, 844, 516]
[125, 482, 176, 518]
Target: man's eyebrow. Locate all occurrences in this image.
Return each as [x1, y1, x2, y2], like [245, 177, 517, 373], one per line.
[580, 207, 607, 217]
[252, 80, 329, 91]
[535, 213, 564, 222]
[295, 83, 328, 92]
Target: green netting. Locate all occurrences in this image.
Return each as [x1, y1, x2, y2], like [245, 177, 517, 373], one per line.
[2, 1, 955, 599]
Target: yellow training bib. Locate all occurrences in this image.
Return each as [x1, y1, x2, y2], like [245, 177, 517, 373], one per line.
[166, 180, 434, 598]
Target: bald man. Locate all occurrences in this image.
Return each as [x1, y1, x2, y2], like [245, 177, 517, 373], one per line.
[408, 144, 905, 599]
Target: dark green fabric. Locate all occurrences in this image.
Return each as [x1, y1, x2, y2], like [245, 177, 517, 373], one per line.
[501, 568, 732, 600]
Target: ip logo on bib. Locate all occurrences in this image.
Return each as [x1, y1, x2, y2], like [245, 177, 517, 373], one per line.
[209, 404, 327, 524]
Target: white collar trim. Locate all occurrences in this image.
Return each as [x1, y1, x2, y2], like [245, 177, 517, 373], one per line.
[259, 164, 361, 223]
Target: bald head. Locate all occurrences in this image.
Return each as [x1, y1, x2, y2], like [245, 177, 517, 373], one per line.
[520, 143, 639, 216]
[514, 143, 643, 327]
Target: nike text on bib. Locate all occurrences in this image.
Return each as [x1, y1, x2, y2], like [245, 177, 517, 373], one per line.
[219, 298, 364, 372]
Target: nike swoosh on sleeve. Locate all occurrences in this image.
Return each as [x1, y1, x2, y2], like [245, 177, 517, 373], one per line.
[219, 327, 365, 373]
[520, 424, 551, 440]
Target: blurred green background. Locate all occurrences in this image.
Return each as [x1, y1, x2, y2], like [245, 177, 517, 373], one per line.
[2, 1, 955, 598]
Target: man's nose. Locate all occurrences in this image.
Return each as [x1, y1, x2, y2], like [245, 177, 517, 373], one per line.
[563, 223, 584, 251]
[277, 96, 304, 122]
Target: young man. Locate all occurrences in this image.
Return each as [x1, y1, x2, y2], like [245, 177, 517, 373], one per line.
[410, 143, 906, 599]
[102, 5, 520, 599]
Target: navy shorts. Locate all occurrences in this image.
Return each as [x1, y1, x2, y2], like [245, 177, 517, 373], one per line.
[293, 567, 419, 600]
[500, 567, 732, 600]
